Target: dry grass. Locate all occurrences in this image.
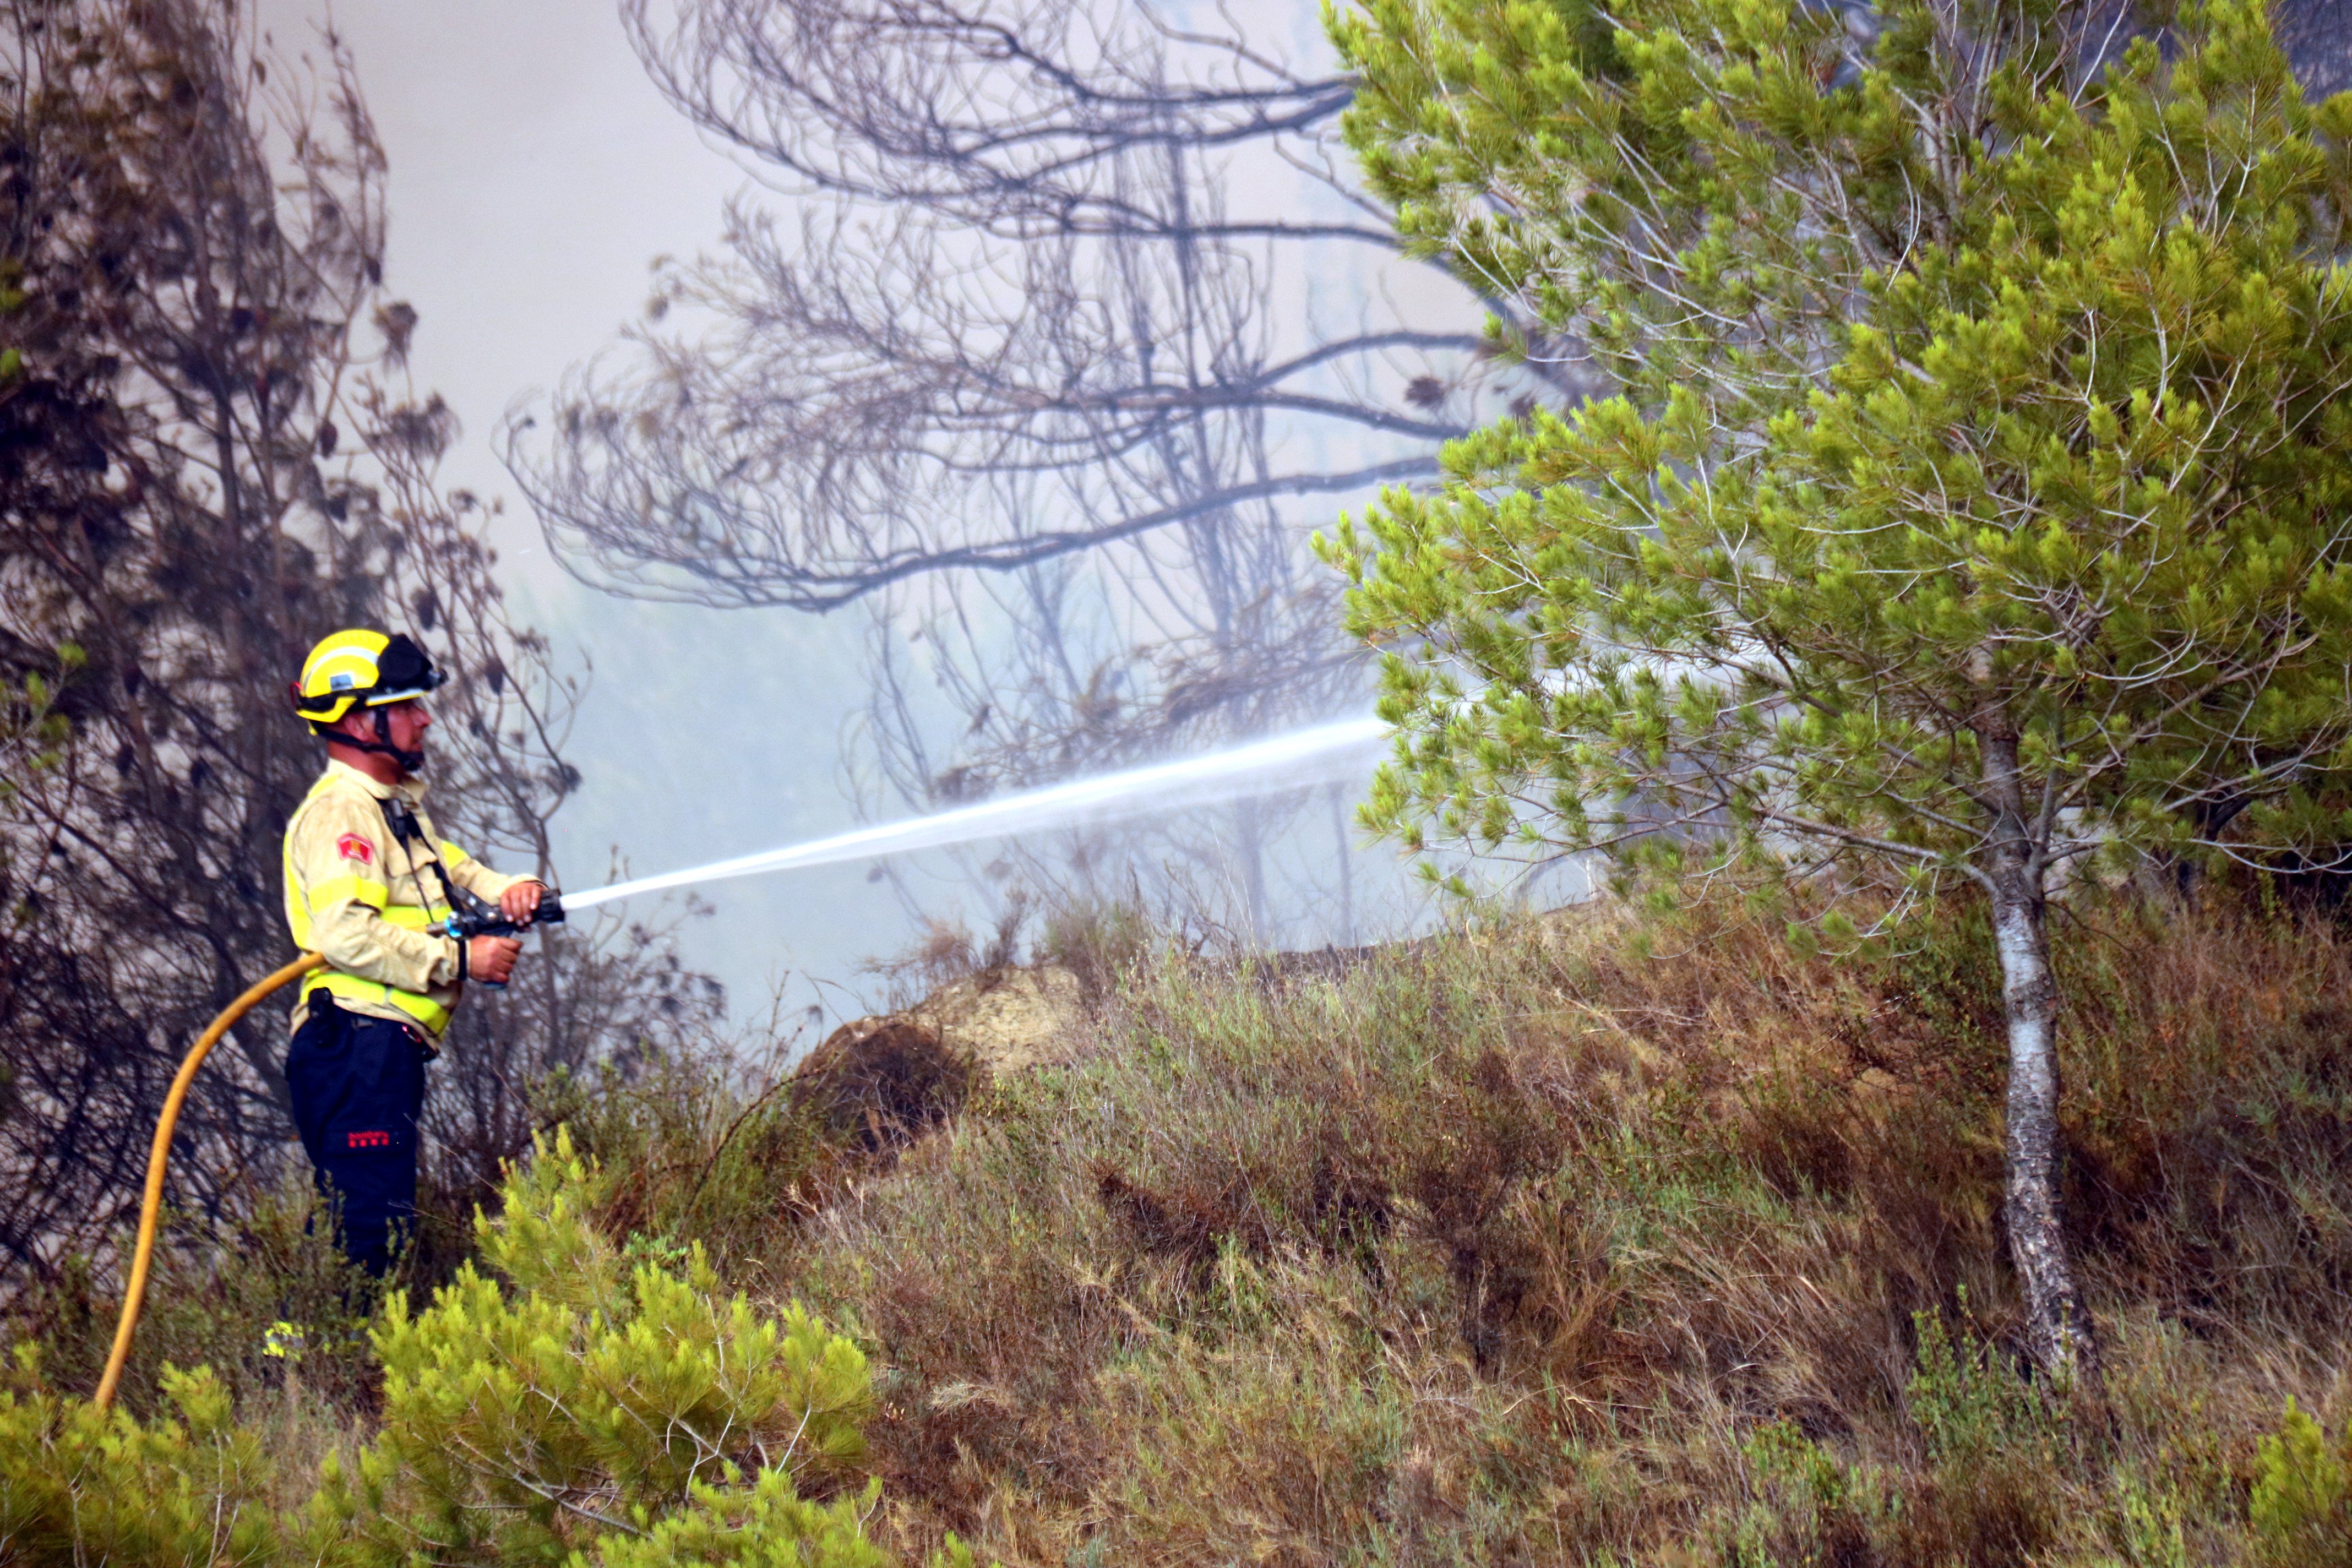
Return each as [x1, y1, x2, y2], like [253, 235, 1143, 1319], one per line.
[752, 895, 2352, 1564]
[16, 892, 2352, 1565]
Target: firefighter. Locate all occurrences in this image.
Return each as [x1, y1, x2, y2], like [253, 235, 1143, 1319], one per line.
[281, 629, 547, 1273]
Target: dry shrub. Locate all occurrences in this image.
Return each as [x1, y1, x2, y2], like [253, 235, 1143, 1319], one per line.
[545, 1041, 840, 1281]
[1082, 1253, 1545, 1566]
[800, 1119, 1132, 1537]
[40, 892, 2344, 1563]
[868, 894, 1033, 1006]
[1036, 899, 1158, 1006]
[24, 892, 2343, 1562]
[729, 895, 2352, 1564]
[2054, 907, 2352, 1338]
[793, 1016, 976, 1154]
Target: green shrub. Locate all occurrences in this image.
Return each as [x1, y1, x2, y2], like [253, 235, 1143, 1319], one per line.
[1905, 1305, 2056, 1468]
[580, 1468, 885, 1568]
[2103, 1473, 2193, 1568]
[312, 1128, 878, 1567]
[2251, 1400, 2352, 1567]
[0, 1357, 282, 1566]
[1727, 1422, 1881, 1568]
[2, 1129, 888, 1568]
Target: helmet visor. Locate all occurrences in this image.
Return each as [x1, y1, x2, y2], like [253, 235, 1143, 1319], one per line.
[364, 634, 448, 705]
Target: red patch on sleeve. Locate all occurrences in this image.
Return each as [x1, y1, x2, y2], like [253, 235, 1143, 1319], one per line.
[335, 831, 375, 867]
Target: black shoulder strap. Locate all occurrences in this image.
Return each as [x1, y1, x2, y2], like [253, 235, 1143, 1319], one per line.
[378, 796, 477, 983]
[378, 797, 423, 850]
[378, 797, 464, 903]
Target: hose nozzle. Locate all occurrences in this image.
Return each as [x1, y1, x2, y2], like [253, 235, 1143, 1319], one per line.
[446, 887, 565, 940]
[444, 889, 564, 988]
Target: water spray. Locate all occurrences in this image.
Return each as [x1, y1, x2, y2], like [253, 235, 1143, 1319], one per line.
[563, 716, 1388, 913]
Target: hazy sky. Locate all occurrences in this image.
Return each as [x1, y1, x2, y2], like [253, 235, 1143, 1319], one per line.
[253, 0, 908, 1029]
[244, 0, 1449, 1027]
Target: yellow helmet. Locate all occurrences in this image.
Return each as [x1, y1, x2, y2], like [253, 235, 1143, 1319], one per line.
[290, 629, 446, 730]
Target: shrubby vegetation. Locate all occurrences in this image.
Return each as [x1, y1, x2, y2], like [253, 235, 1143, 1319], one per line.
[774, 896, 2352, 1563]
[12, 893, 2352, 1564]
[1, 1128, 899, 1567]
[12, 1, 2352, 1563]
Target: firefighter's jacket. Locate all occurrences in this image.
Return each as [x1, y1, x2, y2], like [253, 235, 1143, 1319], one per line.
[280, 759, 533, 1037]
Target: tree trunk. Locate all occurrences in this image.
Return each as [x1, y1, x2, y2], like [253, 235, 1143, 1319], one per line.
[1235, 796, 1269, 942]
[1987, 853, 2103, 1393]
[1328, 783, 1357, 948]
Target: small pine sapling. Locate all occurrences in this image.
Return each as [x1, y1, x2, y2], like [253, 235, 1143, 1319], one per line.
[307, 1128, 881, 1567]
[0, 1355, 282, 1566]
[2251, 1400, 2352, 1566]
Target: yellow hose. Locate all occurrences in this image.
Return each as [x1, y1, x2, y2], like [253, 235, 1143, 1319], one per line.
[94, 951, 326, 1412]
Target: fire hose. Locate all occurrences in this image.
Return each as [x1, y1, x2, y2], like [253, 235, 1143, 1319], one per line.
[93, 952, 324, 1411]
[94, 892, 563, 1411]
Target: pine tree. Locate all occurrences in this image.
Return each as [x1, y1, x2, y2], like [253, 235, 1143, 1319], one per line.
[1325, 0, 2352, 1386]
[309, 1131, 882, 1568]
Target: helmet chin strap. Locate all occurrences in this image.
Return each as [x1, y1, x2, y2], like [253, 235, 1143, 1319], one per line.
[331, 705, 425, 774]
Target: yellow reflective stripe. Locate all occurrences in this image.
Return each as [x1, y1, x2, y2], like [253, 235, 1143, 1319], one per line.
[302, 971, 453, 1036]
[440, 841, 471, 867]
[306, 875, 389, 911]
[295, 870, 442, 930]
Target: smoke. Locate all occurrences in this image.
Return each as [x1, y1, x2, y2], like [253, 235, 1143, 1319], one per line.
[564, 718, 1387, 911]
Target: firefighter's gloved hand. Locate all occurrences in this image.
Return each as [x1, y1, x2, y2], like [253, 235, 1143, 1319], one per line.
[469, 934, 522, 985]
[499, 880, 546, 924]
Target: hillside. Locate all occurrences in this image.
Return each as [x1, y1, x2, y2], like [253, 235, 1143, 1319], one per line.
[737, 900, 2352, 1563]
[14, 896, 2352, 1565]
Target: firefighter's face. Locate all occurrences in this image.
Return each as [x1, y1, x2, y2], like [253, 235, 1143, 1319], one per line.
[333, 698, 432, 767]
[380, 699, 432, 755]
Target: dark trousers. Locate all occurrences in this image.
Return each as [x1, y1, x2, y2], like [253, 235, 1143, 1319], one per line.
[284, 998, 428, 1276]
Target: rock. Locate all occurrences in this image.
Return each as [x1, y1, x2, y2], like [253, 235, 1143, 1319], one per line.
[912, 965, 1086, 1077]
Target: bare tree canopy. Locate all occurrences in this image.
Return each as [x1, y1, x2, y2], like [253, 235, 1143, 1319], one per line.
[494, 0, 1573, 943]
[628, 0, 1382, 242]
[502, 0, 1551, 613]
